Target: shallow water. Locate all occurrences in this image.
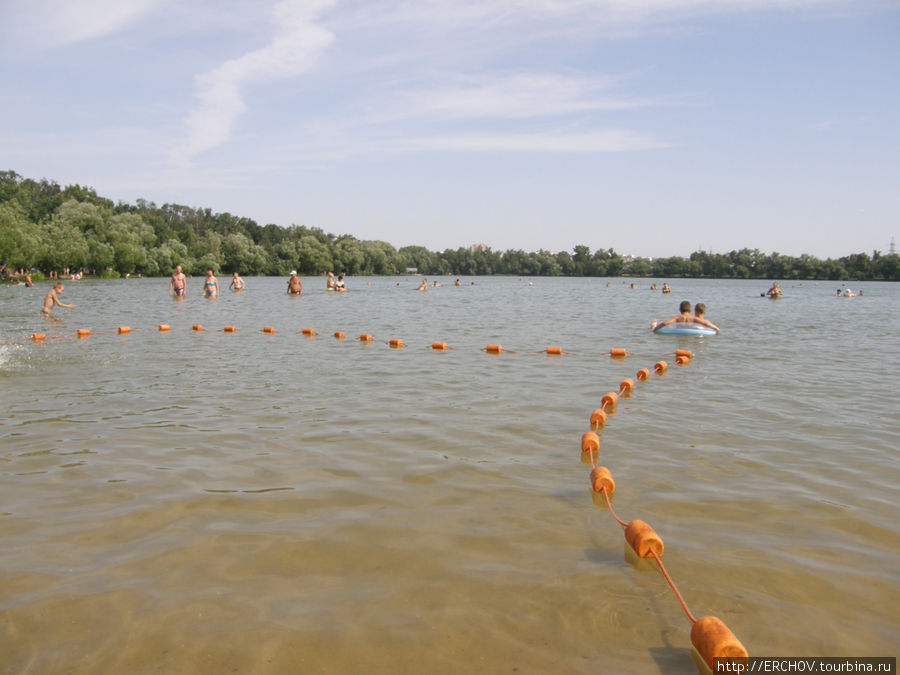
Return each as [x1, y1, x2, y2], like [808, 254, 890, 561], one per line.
[2, 276, 898, 673]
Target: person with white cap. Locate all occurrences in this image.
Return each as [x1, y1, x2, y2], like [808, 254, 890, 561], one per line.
[286, 271, 303, 295]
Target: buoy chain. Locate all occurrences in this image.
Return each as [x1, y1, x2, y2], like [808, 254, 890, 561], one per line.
[582, 354, 748, 669]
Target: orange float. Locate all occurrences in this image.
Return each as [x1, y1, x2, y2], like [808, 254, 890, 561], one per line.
[676, 349, 693, 359]
[359, 334, 373, 342]
[619, 378, 635, 393]
[654, 360, 668, 374]
[589, 409, 607, 430]
[581, 431, 600, 454]
[432, 342, 448, 351]
[589, 466, 615, 494]
[158, 324, 171, 332]
[624, 520, 664, 558]
[192, 325, 203, 331]
[223, 326, 236, 333]
[301, 328, 315, 335]
[334, 331, 345, 339]
[118, 326, 131, 334]
[690, 616, 749, 670]
[610, 348, 627, 357]
[32, 333, 46, 341]
[636, 368, 650, 381]
[546, 346, 562, 355]
[389, 338, 404, 348]
[601, 391, 618, 410]
[676, 355, 690, 365]
[486, 344, 502, 353]
[76, 329, 91, 337]
[262, 327, 275, 334]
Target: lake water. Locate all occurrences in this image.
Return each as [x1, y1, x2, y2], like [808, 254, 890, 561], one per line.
[1, 276, 898, 674]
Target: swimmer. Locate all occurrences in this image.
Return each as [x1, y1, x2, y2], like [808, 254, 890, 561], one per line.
[326, 272, 336, 290]
[335, 275, 347, 292]
[842, 288, 856, 297]
[287, 271, 303, 295]
[203, 269, 219, 298]
[42, 283, 75, 317]
[455, 278, 461, 286]
[169, 265, 187, 297]
[432, 280, 440, 288]
[417, 278, 428, 291]
[24, 273, 33, 288]
[693, 302, 720, 334]
[653, 300, 695, 332]
[650, 283, 658, 291]
[229, 272, 245, 291]
[765, 282, 783, 297]
[662, 282, 671, 294]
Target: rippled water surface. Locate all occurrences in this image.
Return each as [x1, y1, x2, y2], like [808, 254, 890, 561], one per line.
[2, 276, 898, 673]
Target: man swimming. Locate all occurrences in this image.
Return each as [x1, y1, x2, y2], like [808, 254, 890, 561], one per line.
[169, 265, 187, 297]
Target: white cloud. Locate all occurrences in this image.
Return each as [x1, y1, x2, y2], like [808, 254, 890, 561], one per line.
[364, 130, 669, 154]
[0, 0, 164, 49]
[174, 0, 337, 164]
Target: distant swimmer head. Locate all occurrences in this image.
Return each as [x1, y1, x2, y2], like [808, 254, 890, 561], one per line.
[679, 300, 691, 313]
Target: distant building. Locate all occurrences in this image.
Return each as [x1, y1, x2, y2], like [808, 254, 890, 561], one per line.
[469, 243, 488, 253]
[405, 267, 418, 274]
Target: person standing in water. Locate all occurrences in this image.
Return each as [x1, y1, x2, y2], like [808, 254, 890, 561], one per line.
[229, 272, 246, 291]
[169, 265, 187, 297]
[203, 269, 219, 298]
[287, 271, 303, 295]
[42, 283, 75, 317]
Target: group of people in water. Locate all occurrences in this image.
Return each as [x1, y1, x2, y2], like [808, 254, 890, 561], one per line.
[168, 267, 247, 298]
[652, 301, 720, 334]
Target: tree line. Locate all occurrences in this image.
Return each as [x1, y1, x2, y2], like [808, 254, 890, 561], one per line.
[1, 171, 897, 281]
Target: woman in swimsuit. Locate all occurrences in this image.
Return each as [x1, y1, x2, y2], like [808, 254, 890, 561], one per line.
[203, 269, 219, 298]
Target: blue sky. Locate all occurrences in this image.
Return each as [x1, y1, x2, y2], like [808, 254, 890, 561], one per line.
[1, 0, 897, 258]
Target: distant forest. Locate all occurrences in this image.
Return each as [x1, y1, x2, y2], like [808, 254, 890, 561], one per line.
[2, 171, 897, 281]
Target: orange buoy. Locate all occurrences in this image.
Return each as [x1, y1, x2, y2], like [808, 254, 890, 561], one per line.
[334, 331, 345, 339]
[262, 326, 275, 334]
[619, 378, 635, 393]
[589, 466, 615, 494]
[192, 325, 203, 331]
[691, 616, 749, 670]
[389, 338, 403, 348]
[76, 329, 91, 337]
[432, 342, 448, 351]
[624, 520, 664, 558]
[223, 326, 236, 333]
[301, 328, 315, 335]
[486, 344, 502, 353]
[359, 334, 373, 342]
[590, 408, 607, 430]
[654, 360, 668, 374]
[118, 326, 131, 334]
[158, 324, 171, 332]
[676, 355, 690, 365]
[546, 346, 562, 355]
[601, 391, 618, 410]
[610, 348, 627, 357]
[676, 349, 693, 358]
[581, 431, 600, 454]
[32, 333, 46, 341]
[636, 368, 650, 381]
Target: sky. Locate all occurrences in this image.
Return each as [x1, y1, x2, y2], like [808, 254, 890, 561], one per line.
[1, 0, 898, 259]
